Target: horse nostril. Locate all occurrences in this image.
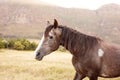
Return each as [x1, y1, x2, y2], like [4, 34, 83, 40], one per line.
[36, 52, 40, 56]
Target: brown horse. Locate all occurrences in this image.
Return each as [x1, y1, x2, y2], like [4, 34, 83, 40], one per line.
[34, 19, 120, 80]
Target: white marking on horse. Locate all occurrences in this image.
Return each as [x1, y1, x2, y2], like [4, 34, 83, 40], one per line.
[49, 29, 54, 36]
[101, 73, 109, 77]
[34, 35, 45, 55]
[98, 49, 104, 57]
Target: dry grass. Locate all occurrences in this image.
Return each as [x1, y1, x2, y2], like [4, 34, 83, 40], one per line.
[0, 49, 120, 80]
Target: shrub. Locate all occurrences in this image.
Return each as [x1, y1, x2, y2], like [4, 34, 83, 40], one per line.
[0, 39, 5, 49]
[58, 46, 67, 52]
[30, 42, 37, 50]
[2, 40, 9, 48]
[21, 39, 31, 50]
[13, 41, 25, 50]
[8, 39, 15, 49]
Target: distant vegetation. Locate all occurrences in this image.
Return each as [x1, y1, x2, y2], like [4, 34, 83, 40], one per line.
[0, 38, 37, 50]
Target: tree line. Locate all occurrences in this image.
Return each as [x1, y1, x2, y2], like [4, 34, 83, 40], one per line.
[0, 38, 37, 50]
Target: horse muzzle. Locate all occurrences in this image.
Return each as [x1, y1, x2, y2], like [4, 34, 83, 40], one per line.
[35, 52, 43, 61]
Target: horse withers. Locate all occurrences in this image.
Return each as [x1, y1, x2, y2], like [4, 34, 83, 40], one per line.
[34, 19, 120, 80]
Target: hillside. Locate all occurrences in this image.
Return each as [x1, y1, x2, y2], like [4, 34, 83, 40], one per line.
[0, 2, 120, 43]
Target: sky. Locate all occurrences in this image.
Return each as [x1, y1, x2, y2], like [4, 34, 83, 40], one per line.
[3, 0, 120, 10]
[37, 0, 120, 10]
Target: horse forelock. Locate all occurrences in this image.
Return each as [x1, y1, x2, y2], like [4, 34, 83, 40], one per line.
[45, 25, 54, 37]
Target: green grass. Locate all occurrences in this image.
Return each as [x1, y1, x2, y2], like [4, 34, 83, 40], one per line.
[0, 49, 120, 80]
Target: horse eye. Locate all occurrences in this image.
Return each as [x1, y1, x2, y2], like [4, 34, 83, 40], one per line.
[49, 36, 53, 39]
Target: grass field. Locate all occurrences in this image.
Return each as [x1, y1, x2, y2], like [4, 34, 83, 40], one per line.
[0, 49, 120, 80]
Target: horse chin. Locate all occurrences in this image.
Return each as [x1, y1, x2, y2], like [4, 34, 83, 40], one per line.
[35, 56, 44, 61]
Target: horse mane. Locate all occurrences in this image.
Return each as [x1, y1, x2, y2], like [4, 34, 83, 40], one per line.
[59, 26, 102, 56]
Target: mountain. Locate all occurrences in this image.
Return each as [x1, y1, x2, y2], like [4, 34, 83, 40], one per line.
[0, 2, 120, 44]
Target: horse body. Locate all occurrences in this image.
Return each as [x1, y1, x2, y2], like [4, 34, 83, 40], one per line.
[99, 42, 120, 78]
[34, 19, 120, 80]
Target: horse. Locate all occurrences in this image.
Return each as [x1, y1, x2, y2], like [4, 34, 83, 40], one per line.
[34, 19, 120, 80]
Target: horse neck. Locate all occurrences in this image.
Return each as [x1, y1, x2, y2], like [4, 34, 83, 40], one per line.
[60, 26, 99, 57]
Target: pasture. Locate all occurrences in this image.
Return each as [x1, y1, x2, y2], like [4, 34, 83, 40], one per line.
[0, 49, 120, 80]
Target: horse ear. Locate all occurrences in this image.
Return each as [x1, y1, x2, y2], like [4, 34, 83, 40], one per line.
[53, 19, 58, 29]
[47, 21, 50, 25]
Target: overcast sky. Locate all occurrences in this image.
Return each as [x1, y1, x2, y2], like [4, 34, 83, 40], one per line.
[4, 0, 120, 10]
[38, 0, 120, 10]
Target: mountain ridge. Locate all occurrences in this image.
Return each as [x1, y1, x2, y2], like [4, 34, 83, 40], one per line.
[0, 2, 120, 44]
